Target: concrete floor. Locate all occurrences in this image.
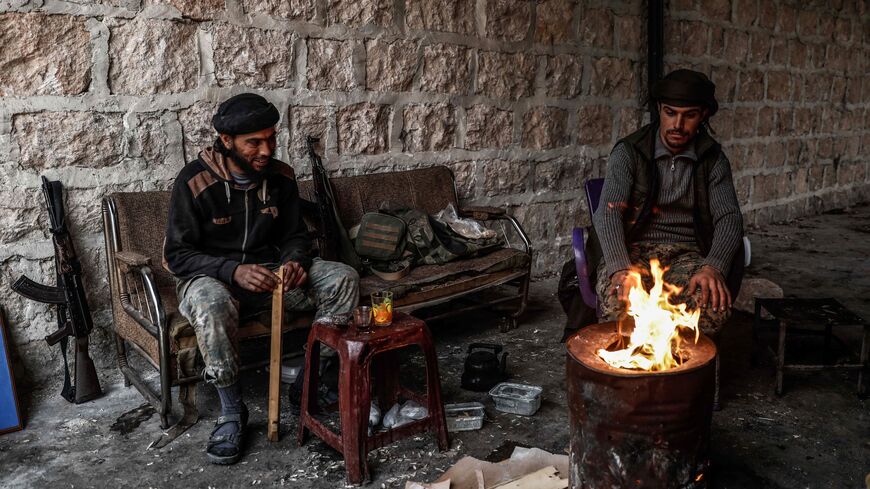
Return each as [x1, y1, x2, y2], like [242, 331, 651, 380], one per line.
[1, 204, 869, 488]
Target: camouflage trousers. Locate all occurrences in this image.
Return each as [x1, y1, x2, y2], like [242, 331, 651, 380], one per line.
[177, 258, 359, 388]
[596, 242, 730, 336]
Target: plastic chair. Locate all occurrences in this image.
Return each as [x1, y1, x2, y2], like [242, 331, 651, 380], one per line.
[571, 178, 605, 310]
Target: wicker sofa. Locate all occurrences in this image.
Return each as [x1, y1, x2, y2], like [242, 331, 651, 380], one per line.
[102, 165, 531, 428]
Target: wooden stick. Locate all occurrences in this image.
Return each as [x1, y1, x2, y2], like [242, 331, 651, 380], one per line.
[267, 267, 283, 442]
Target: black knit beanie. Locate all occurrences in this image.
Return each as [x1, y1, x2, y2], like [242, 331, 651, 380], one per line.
[212, 93, 280, 135]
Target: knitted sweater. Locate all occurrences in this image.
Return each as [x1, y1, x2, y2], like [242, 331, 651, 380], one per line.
[592, 131, 743, 277]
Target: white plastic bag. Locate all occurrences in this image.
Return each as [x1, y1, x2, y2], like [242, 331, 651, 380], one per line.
[434, 203, 497, 240]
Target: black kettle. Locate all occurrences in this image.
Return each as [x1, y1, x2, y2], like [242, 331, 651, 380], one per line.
[461, 343, 508, 392]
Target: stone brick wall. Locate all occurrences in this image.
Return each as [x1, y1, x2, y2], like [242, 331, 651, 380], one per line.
[0, 0, 867, 386]
[666, 0, 870, 225]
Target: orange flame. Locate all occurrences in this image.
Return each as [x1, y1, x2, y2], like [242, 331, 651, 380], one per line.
[598, 259, 700, 371]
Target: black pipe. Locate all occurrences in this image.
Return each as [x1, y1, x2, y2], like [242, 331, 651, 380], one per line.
[647, 0, 664, 119]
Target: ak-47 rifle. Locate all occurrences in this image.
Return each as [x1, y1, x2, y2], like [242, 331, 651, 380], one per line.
[12, 176, 102, 404]
[306, 136, 362, 270]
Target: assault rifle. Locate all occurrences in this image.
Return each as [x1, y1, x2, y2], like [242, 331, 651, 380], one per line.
[12, 176, 102, 404]
[306, 136, 362, 270]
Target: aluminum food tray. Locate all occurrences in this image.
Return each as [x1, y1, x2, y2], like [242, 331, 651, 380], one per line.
[444, 402, 486, 431]
[488, 382, 543, 416]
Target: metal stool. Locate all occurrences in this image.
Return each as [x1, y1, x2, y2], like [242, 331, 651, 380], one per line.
[753, 298, 868, 396]
[297, 312, 449, 485]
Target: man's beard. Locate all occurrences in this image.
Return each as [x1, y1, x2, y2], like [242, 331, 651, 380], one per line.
[215, 138, 267, 178]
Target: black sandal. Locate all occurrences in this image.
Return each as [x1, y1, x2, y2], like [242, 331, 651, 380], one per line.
[206, 406, 248, 465]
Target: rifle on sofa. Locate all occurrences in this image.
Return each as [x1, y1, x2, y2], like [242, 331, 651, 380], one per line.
[306, 136, 362, 270]
[12, 176, 102, 404]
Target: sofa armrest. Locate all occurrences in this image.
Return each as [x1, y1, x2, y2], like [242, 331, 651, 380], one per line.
[115, 251, 152, 273]
[458, 206, 506, 221]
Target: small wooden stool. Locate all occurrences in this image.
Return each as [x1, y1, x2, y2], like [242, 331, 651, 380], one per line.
[753, 298, 868, 396]
[297, 312, 449, 485]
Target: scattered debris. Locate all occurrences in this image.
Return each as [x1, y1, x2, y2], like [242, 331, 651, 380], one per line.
[109, 403, 156, 435]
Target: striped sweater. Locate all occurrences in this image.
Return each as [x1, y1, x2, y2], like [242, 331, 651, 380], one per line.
[592, 131, 743, 278]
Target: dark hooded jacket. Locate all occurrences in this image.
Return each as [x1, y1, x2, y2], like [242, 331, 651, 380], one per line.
[163, 147, 312, 287]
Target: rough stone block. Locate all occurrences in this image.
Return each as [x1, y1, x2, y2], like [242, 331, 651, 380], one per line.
[337, 103, 390, 155]
[776, 4, 797, 34]
[366, 39, 419, 92]
[405, 0, 474, 34]
[733, 0, 757, 26]
[241, 0, 315, 20]
[445, 160, 477, 200]
[732, 107, 757, 138]
[307, 39, 356, 91]
[401, 104, 455, 153]
[465, 105, 513, 150]
[485, 0, 532, 42]
[0, 13, 91, 96]
[535, 0, 575, 44]
[109, 18, 198, 95]
[533, 157, 590, 192]
[147, 0, 224, 19]
[420, 44, 471, 94]
[588, 57, 636, 98]
[522, 107, 569, 149]
[179, 102, 219, 162]
[544, 54, 582, 98]
[756, 106, 775, 136]
[679, 20, 708, 57]
[737, 70, 764, 102]
[616, 107, 643, 136]
[711, 66, 737, 103]
[788, 40, 808, 68]
[289, 106, 328, 158]
[213, 26, 294, 88]
[756, 1, 776, 30]
[699, 0, 730, 21]
[328, 0, 392, 27]
[766, 71, 792, 102]
[577, 105, 613, 146]
[512, 199, 580, 242]
[615, 14, 642, 52]
[482, 159, 529, 196]
[579, 8, 613, 49]
[797, 9, 818, 37]
[0, 188, 46, 244]
[13, 112, 124, 170]
[723, 29, 749, 64]
[477, 51, 536, 100]
[748, 33, 770, 64]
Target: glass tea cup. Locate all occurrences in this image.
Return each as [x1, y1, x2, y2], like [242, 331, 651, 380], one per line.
[353, 306, 373, 331]
[370, 291, 394, 327]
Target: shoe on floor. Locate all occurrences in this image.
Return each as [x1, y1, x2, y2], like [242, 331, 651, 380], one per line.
[206, 404, 248, 465]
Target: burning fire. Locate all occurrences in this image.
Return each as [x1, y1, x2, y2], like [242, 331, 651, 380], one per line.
[598, 259, 700, 371]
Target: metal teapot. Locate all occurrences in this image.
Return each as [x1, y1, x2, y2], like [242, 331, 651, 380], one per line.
[461, 343, 508, 392]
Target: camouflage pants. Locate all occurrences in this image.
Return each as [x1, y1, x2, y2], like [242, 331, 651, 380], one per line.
[596, 242, 730, 335]
[177, 258, 359, 388]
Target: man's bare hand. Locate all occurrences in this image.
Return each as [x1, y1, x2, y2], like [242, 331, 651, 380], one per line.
[688, 265, 731, 312]
[281, 261, 308, 292]
[609, 270, 641, 303]
[233, 264, 279, 293]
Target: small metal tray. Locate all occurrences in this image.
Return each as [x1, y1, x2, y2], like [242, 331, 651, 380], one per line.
[444, 402, 486, 431]
[488, 382, 543, 416]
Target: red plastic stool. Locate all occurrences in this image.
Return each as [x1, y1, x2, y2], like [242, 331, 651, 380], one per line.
[297, 312, 449, 485]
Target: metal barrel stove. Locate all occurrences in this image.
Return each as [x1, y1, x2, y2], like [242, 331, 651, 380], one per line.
[566, 321, 717, 489]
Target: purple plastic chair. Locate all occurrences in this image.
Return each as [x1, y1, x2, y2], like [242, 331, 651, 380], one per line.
[572, 178, 605, 310]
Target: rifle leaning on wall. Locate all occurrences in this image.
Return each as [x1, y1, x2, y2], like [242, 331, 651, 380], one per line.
[11, 176, 102, 404]
[306, 136, 362, 270]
